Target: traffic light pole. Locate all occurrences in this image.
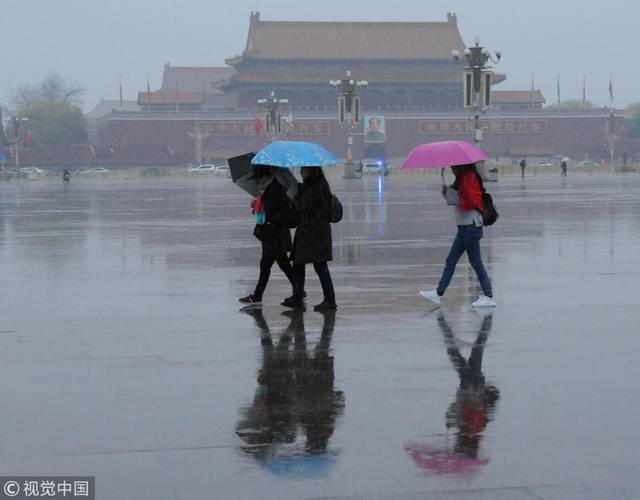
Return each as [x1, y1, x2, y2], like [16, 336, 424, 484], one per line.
[330, 71, 367, 178]
[257, 91, 288, 142]
[453, 39, 501, 179]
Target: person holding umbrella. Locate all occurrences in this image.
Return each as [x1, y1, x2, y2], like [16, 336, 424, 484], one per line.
[285, 167, 337, 311]
[421, 164, 495, 307]
[401, 141, 496, 308]
[239, 166, 296, 307]
[251, 141, 339, 312]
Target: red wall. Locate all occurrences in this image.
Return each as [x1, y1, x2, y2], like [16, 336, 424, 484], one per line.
[95, 111, 621, 165]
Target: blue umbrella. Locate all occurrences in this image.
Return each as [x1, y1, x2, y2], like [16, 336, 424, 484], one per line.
[252, 141, 337, 169]
[260, 452, 337, 479]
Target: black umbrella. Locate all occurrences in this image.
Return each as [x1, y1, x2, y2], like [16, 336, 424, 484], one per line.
[228, 152, 260, 198]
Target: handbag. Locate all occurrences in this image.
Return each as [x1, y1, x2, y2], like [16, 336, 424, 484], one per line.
[328, 194, 343, 223]
[253, 224, 266, 242]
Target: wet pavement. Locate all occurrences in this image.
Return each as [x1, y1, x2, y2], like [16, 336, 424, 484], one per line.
[1, 173, 640, 499]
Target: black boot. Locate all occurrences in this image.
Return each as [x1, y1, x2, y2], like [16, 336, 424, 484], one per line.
[282, 299, 306, 311]
[313, 300, 337, 312]
[281, 291, 306, 307]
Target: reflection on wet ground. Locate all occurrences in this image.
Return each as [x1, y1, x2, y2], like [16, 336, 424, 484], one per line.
[1, 174, 640, 499]
[236, 309, 344, 479]
[406, 312, 498, 477]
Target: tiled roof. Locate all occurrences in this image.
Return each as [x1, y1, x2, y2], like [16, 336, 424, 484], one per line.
[231, 12, 465, 62]
[492, 90, 545, 104]
[137, 92, 204, 105]
[161, 66, 235, 93]
[85, 99, 140, 120]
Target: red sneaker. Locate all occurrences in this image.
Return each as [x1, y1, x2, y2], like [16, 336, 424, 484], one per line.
[239, 294, 262, 306]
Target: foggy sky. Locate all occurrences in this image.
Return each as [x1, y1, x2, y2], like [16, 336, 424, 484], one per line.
[2, 0, 638, 112]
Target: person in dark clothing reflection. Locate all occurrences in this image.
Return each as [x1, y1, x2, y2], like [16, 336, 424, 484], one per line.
[236, 309, 345, 471]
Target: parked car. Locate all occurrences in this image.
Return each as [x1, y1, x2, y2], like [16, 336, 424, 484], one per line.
[549, 155, 566, 163]
[142, 167, 168, 177]
[361, 159, 389, 176]
[19, 167, 45, 174]
[81, 167, 111, 174]
[189, 164, 217, 173]
[214, 165, 230, 177]
[579, 160, 601, 166]
[534, 159, 554, 167]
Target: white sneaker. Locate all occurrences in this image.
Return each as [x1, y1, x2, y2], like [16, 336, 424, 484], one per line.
[472, 295, 496, 307]
[419, 290, 442, 305]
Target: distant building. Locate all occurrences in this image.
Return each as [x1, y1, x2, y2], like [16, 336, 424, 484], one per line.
[159, 64, 237, 110]
[85, 99, 140, 143]
[137, 91, 205, 112]
[218, 12, 504, 110]
[492, 90, 546, 110]
[87, 13, 620, 166]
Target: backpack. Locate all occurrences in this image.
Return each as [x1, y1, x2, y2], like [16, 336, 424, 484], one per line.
[481, 192, 499, 226]
[328, 194, 343, 223]
[473, 170, 499, 226]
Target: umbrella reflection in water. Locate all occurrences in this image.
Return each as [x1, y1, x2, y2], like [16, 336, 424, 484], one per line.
[406, 312, 499, 476]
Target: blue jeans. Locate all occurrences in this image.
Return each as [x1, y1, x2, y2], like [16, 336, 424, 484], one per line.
[437, 225, 493, 297]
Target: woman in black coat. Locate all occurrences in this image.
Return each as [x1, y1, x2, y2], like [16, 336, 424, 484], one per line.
[239, 167, 295, 306]
[284, 167, 336, 311]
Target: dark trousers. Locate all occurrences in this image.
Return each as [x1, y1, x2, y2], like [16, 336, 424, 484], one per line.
[253, 252, 295, 300]
[293, 261, 335, 303]
[437, 225, 493, 298]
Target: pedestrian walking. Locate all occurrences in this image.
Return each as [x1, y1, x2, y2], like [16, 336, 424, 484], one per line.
[420, 163, 496, 307]
[239, 167, 296, 307]
[283, 167, 337, 311]
[519, 158, 527, 178]
[560, 159, 568, 177]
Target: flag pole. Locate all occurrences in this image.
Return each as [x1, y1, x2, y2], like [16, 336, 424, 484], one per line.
[530, 74, 535, 108]
[147, 75, 151, 113]
[609, 74, 614, 108]
[119, 75, 123, 110]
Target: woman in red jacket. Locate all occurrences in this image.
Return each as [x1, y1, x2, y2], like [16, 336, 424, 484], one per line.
[421, 164, 495, 307]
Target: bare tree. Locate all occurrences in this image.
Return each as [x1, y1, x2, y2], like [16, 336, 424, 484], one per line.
[10, 73, 85, 109]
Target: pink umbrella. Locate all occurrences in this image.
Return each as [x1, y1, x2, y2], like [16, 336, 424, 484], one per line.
[402, 141, 487, 170]
[405, 440, 489, 476]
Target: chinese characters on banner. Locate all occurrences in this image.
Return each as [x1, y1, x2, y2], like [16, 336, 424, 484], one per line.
[197, 121, 330, 136]
[418, 119, 549, 135]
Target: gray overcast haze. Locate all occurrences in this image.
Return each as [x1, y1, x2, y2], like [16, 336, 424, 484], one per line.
[2, 0, 638, 111]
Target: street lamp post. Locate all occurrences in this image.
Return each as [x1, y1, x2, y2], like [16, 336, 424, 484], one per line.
[188, 126, 211, 166]
[452, 39, 501, 177]
[257, 91, 289, 141]
[330, 71, 368, 178]
[606, 109, 618, 163]
[11, 116, 29, 168]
